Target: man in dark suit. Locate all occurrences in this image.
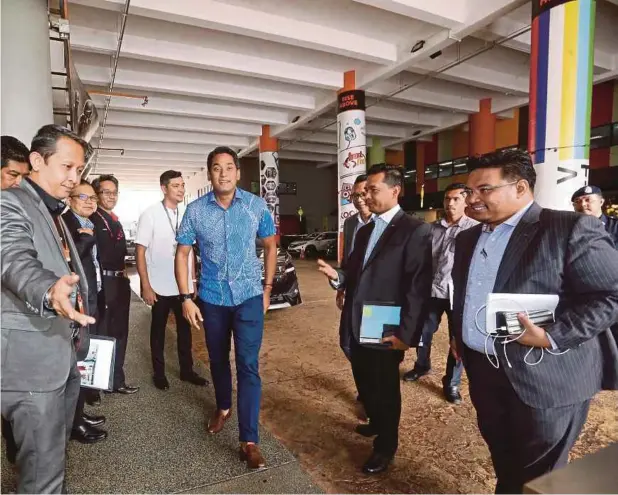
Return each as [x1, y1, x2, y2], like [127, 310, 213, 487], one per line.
[1, 124, 94, 493]
[63, 180, 108, 444]
[450, 149, 618, 494]
[318, 164, 432, 475]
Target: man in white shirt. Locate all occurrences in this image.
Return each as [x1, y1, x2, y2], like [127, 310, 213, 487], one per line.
[136, 170, 207, 390]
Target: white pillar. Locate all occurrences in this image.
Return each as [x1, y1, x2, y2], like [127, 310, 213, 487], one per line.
[259, 151, 280, 235]
[1, 0, 54, 144]
[337, 89, 367, 261]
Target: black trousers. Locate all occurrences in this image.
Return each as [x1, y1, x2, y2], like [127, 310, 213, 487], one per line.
[414, 297, 464, 387]
[351, 338, 404, 456]
[464, 348, 590, 494]
[150, 294, 194, 377]
[100, 276, 131, 389]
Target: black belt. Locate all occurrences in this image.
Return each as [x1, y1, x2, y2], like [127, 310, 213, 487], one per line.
[102, 269, 126, 278]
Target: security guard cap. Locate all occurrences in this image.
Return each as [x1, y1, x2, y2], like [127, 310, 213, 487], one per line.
[571, 185, 603, 202]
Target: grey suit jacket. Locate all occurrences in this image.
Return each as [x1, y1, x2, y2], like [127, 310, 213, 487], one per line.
[452, 202, 618, 408]
[1, 180, 89, 392]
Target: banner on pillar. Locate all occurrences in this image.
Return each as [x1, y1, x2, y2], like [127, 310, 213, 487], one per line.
[337, 90, 367, 228]
[337, 90, 366, 261]
[528, 0, 594, 210]
[260, 151, 280, 234]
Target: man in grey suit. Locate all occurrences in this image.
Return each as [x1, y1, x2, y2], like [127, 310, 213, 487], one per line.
[1, 124, 94, 493]
[451, 149, 618, 493]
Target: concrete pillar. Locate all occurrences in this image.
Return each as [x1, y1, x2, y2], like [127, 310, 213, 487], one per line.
[259, 125, 280, 238]
[1, 0, 54, 145]
[528, 0, 595, 210]
[469, 98, 496, 156]
[337, 71, 367, 262]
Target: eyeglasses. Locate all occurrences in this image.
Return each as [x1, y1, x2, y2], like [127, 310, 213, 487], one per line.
[464, 181, 519, 197]
[351, 193, 365, 200]
[71, 194, 98, 203]
[99, 191, 119, 198]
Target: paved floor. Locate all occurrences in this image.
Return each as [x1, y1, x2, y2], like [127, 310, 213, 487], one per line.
[1, 292, 321, 494]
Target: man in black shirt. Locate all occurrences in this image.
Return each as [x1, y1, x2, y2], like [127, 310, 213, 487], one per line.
[91, 175, 139, 394]
[571, 185, 618, 247]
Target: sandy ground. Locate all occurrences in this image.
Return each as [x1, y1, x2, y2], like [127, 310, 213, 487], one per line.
[163, 260, 618, 494]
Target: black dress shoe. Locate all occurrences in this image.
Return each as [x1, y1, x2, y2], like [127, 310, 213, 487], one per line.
[153, 375, 170, 390]
[82, 412, 106, 427]
[70, 424, 108, 444]
[354, 423, 378, 437]
[180, 372, 208, 386]
[115, 385, 139, 394]
[85, 391, 102, 406]
[444, 386, 462, 404]
[362, 451, 393, 475]
[402, 368, 430, 382]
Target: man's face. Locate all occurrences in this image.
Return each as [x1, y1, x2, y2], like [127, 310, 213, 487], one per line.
[69, 183, 98, 218]
[208, 153, 239, 195]
[1, 160, 29, 190]
[443, 188, 467, 220]
[573, 193, 604, 217]
[162, 176, 185, 203]
[364, 172, 400, 215]
[352, 181, 368, 212]
[97, 180, 119, 210]
[29, 137, 85, 200]
[465, 168, 523, 225]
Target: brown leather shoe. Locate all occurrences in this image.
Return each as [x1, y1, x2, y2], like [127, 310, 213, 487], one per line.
[207, 409, 232, 434]
[239, 443, 266, 469]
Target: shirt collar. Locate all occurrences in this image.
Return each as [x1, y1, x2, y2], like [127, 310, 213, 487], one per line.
[26, 178, 66, 217]
[483, 201, 534, 232]
[376, 204, 401, 224]
[439, 214, 470, 229]
[357, 213, 375, 225]
[207, 187, 245, 204]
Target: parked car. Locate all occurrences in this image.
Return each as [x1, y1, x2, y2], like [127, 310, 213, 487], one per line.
[125, 239, 136, 266]
[193, 241, 302, 310]
[286, 233, 319, 256]
[288, 232, 338, 258]
[323, 238, 338, 260]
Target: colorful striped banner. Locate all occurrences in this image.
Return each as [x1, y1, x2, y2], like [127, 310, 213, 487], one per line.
[528, 0, 596, 210]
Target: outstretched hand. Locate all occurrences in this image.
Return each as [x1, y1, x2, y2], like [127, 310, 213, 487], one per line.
[48, 274, 95, 327]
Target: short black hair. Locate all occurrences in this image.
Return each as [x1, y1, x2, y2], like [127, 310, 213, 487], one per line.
[79, 179, 93, 187]
[367, 163, 403, 188]
[444, 182, 467, 194]
[91, 174, 119, 193]
[160, 170, 182, 186]
[207, 146, 239, 171]
[354, 174, 368, 185]
[30, 124, 92, 162]
[467, 149, 536, 190]
[1, 135, 30, 169]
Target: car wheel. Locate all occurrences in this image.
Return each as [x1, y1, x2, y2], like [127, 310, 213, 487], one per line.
[305, 245, 317, 258]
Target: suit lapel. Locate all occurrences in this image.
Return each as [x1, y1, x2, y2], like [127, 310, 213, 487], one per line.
[459, 225, 482, 293]
[363, 209, 404, 269]
[493, 203, 542, 293]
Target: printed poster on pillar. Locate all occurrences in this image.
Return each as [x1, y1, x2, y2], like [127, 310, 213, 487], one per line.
[260, 152, 280, 233]
[337, 90, 366, 230]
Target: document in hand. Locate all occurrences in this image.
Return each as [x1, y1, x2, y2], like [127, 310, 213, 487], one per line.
[486, 293, 559, 336]
[77, 336, 116, 390]
[360, 303, 401, 345]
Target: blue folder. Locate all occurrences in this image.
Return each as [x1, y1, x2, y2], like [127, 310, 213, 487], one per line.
[360, 302, 401, 344]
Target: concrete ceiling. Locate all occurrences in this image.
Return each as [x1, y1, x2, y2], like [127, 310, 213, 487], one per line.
[62, 0, 618, 189]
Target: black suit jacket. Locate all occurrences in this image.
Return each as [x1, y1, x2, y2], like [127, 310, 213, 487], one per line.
[62, 210, 103, 316]
[336, 209, 432, 350]
[452, 202, 618, 408]
[341, 213, 358, 270]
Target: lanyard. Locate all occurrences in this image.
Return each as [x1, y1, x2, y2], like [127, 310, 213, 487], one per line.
[95, 210, 124, 241]
[162, 201, 179, 236]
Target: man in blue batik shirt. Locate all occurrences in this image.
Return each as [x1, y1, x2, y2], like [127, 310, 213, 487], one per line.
[175, 146, 277, 470]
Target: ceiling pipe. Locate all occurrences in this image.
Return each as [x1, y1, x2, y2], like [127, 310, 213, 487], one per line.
[91, 0, 131, 173]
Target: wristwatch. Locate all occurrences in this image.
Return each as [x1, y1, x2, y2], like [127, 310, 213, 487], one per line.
[178, 294, 193, 302]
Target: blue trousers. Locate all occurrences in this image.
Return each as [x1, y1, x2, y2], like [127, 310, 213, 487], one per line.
[199, 296, 263, 443]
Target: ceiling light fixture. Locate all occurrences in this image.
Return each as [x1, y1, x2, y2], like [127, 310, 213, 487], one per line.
[411, 40, 425, 53]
